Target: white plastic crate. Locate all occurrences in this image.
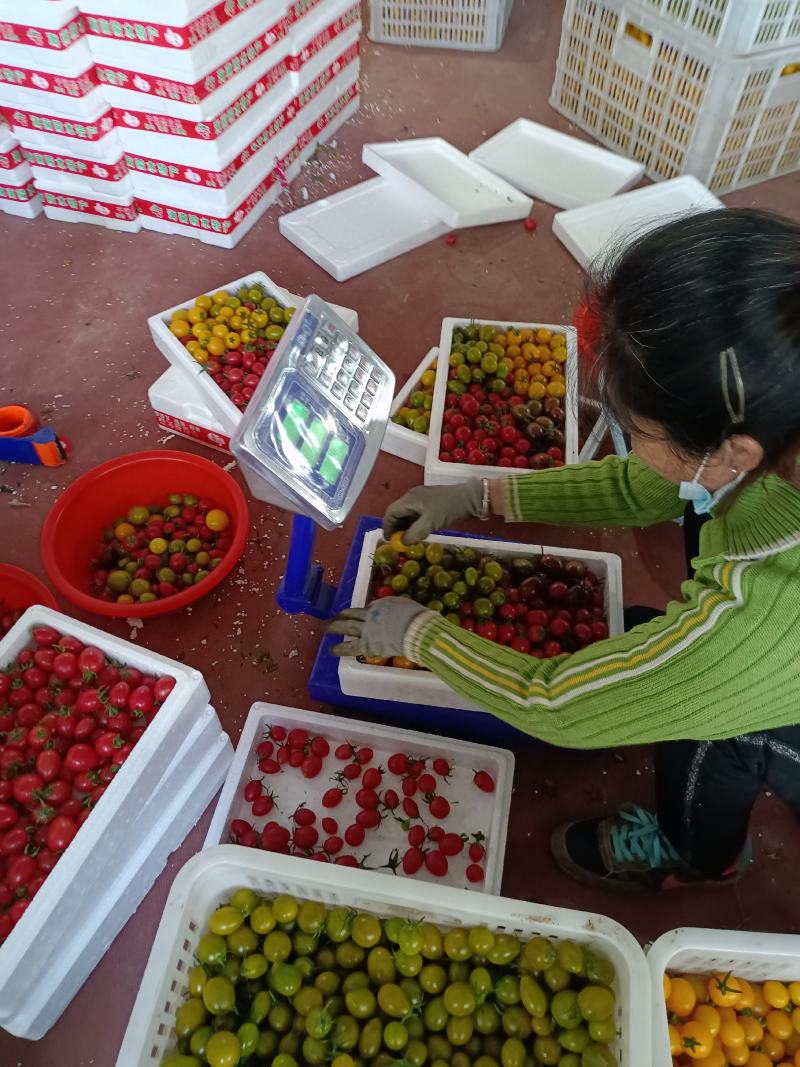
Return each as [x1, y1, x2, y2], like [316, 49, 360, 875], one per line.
[368, 0, 513, 50]
[0, 605, 210, 1029]
[148, 270, 359, 436]
[338, 529, 624, 713]
[648, 927, 800, 1067]
[636, 0, 800, 54]
[4, 707, 232, 1040]
[382, 347, 438, 466]
[204, 702, 515, 893]
[424, 317, 579, 488]
[551, 0, 800, 195]
[117, 846, 651, 1067]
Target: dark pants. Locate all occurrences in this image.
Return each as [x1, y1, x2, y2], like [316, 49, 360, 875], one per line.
[624, 507, 800, 878]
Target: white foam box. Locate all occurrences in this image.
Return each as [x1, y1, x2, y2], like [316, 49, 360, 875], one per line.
[149, 367, 233, 454]
[0, 69, 105, 119]
[94, 11, 291, 124]
[381, 346, 438, 466]
[4, 707, 233, 1040]
[148, 270, 360, 436]
[24, 137, 131, 195]
[553, 176, 725, 270]
[205, 702, 515, 894]
[1, 94, 121, 159]
[363, 137, 532, 228]
[469, 118, 644, 210]
[339, 530, 624, 713]
[0, 126, 32, 185]
[81, 0, 286, 80]
[283, 76, 359, 182]
[0, 605, 211, 1029]
[0, 178, 42, 217]
[38, 179, 141, 230]
[424, 317, 579, 487]
[117, 847, 652, 1067]
[0, 1, 89, 77]
[288, 0, 361, 91]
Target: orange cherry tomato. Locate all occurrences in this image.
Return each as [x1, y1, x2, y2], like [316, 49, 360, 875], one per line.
[667, 978, 697, 1018]
[766, 983, 791, 1010]
[726, 1042, 750, 1066]
[763, 1033, 787, 1062]
[680, 1021, 714, 1059]
[753, 983, 772, 1018]
[693, 1005, 721, 1038]
[709, 973, 744, 1008]
[741, 1015, 765, 1047]
[768, 1011, 795, 1042]
[720, 1019, 746, 1048]
[736, 978, 756, 1011]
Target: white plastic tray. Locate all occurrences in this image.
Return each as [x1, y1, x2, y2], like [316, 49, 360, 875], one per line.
[424, 316, 579, 486]
[647, 927, 800, 1067]
[116, 846, 651, 1067]
[363, 137, 533, 229]
[381, 347, 438, 466]
[469, 118, 644, 210]
[4, 708, 232, 1040]
[148, 270, 359, 436]
[339, 529, 624, 713]
[0, 605, 209, 1027]
[205, 702, 514, 893]
[279, 175, 450, 282]
[553, 176, 725, 269]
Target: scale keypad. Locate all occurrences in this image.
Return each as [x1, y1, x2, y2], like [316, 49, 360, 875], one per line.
[301, 319, 385, 423]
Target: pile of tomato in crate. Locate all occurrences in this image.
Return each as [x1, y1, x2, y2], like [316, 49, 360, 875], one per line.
[0, 622, 175, 942]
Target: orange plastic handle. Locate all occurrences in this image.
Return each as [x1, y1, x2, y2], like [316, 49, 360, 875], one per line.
[0, 405, 38, 437]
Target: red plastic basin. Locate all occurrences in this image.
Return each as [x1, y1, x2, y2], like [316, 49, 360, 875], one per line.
[0, 564, 58, 613]
[41, 450, 249, 618]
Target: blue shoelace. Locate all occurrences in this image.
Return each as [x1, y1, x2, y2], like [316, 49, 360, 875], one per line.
[608, 804, 681, 870]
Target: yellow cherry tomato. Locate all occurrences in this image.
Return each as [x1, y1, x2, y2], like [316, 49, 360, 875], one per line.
[205, 509, 230, 532]
[768, 1011, 795, 1042]
[789, 983, 800, 1007]
[719, 1019, 746, 1048]
[685, 973, 710, 1004]
[668, 1024, 680, 1055]
[225, 332, 241, 350]
[735, 978, 755, 1011]
[762, 1033, 787, 1062]
[663, 975, 672, 1001]
[726, 1044, 751, 1067]
[693, 1005, 721, 1038]
[709, 973, 744, 1008]
[666, 977, 697, 1018]
[680, 1020, 714, 1058]
[753, 983, 771, 1017]
[741, 1015, 765, 1046]
[187, 307, 207, 324]
[766, 982, 791, 1010]
[170, 319, 191, 338]
[546, 381, 566, 398]
[747, 1054, 774, 1067]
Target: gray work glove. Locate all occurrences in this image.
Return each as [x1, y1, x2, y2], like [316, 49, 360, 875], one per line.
[327, 598, 430, 659]
[382, 478, 485, 544]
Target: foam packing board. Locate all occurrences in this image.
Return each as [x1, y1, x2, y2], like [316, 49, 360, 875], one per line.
[469, 118, 644, 210]
[279, 175, 450, 281]
[553, 176, 725, 269]
[362, 136, 532, 228]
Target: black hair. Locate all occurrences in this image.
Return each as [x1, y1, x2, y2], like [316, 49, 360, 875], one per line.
[592, 208, 800, 467]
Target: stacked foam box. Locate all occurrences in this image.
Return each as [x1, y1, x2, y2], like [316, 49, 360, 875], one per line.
[78, 0, 361, 247]
[0, 0, 139, 229]
[0, 122, 41, 216]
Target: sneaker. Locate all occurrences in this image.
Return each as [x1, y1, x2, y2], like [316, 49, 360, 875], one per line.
[551, 803, 750, 893]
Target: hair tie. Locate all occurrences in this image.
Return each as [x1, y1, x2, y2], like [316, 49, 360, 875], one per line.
[720, 348, 745, 425]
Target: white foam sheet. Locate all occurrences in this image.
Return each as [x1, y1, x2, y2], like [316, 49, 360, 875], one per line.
[278, 175, 450, 281]
[469, 118, 644, 209]
[553, 176, 725, 269]
[362, 137, 532, 228]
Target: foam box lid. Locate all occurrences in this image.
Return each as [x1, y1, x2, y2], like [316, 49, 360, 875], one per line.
[362, 136, 533, 228]
[279, 175, 450, 282]
[553, 176, 724, 269]
[468, 118, 645, 210]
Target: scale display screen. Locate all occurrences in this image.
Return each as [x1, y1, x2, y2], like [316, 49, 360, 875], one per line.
[231, 296, 394, 530]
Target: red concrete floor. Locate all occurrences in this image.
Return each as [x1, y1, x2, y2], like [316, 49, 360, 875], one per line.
[2, 0, 800, 1061]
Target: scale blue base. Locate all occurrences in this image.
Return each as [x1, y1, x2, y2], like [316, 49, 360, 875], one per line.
[278, 514, 529, 744]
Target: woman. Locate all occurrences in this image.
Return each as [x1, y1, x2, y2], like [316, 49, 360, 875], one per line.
[328, 208, 800, 892]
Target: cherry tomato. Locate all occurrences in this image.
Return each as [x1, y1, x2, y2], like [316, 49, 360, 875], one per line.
[47, 814, 78, 853]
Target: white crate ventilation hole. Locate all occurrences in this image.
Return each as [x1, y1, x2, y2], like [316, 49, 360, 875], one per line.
[636, 0, 800, 54]
[550, 0, 800, 194]
[368, 0, 514, 51]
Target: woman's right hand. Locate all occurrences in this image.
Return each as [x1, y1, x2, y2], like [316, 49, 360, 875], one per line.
[382, 479, 485, 543]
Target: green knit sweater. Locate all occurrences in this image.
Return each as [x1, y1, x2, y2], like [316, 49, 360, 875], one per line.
[403, 455, 800, 748]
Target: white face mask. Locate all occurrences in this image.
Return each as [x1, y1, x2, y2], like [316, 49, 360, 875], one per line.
[678, 453, 745, 515]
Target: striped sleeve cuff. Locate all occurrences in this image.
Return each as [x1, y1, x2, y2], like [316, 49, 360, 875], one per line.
[404, 611, 450, 664]
[500, 476, 523, 522]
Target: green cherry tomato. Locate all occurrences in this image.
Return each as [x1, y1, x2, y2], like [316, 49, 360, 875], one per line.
[241, 953, 267, 980]
[209, 906, 243, 937]
[444, 982, 476, 1017]
[305, 1008, 334, 1039]
[326, 907, 355, 943]
[420, 923, 444, 960]
[297, 900, 325, 934]
[522, 937, 556, 971]
[580, 1043, 616, 1067]
[190, 1026, 213, 1058]
[258, 1031, 279, 1059]
[397, 921, 424, 956]
[278, 1034, 300, 1057]
[588, 1018, 617, 1044]
[227, 925, 259, 957]
[551, 990, 583, 1030]
[272, 894, 299, 925]
[487, 934, 520, 967]
[559, 1056, 581, 1067]
[378, 983, 410, 1018]
[161, 1056, 200, 1067]
[443, 929, 471, 961]
[558, 1028, 590, 1054]
[447, 1015, 474, 1047]
[532, 1015, 554, 1037]
[367, 946, 396, 986]
[423, 996, 449, 1033]
[352, 914, 382, 948]
[302, 1037, 329, 1067]
[501, 1037, 526, 1067]
[270, 961, 302, 997]
[175, 997, 207, 1039]
[384, 1021, 408, 1051]
[406, 1038, 428, 1067]
[469, 966, 493, 1001]
[263, 930, 292, 962]
[557, 941, 586, 976]
[331, 1014, 360, 1050]
[229, 888, 258, 917]
[395, 951, 423, 978]
[474, 1002, 501, 1035]
[341, 970, 370, 994]
[250, 990, 271, 1025]
[221, 957, 241, 984]
[399, 978, 423, 1010]
[206, 1030, 241, 1067]
[501, 1006, 531, 1040]
[314, 970, 340, 997]
[345, 987, 377, 1019]
[467, 927, 495, 957]
[295, 956, 314, 980]
[585, 954, 616, 988]
[475, 1058, 499, 1067]
[268, 1003, 294, 1033]
[237, 1022, 259, 1059]
[495, 974, 520, 1006]
[427, 1035, 453, 1061]
[532, 1036, 561, 1066]
[271, 1056, 298, 1067]
[359, 1017, 384, 1059]
[293, 986, 323, 1016]
[407, 1015, 425, 1041]
[187, 965, 208, 998]
[292, 930, 318, 957]
[520, 975, 548, 1018]
[448, 961, 470, 984]
[203, 976, 236, 1015]
[336, 941, 365, 970]
[197, 933, 227, 967]
[577, 986, 615, 1023]
[451, 1053, 470, 1067]
[543, 964, 571, 992]
[249, 903, 276, 935]
[420, 964, 447, 995]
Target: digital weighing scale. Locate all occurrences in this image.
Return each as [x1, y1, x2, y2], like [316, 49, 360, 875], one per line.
[231, 297, 526, 742]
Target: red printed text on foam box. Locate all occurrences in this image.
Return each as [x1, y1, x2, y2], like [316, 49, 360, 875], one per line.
[83, 0, 267, 50]
[0, 17, 86, 52]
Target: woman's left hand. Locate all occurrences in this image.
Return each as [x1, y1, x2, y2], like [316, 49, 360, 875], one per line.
[326, 598, 430, 659]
